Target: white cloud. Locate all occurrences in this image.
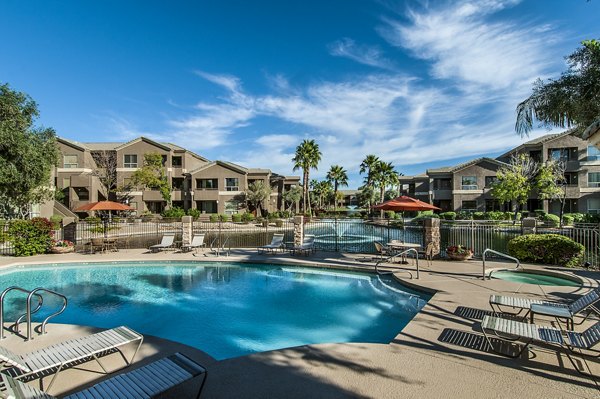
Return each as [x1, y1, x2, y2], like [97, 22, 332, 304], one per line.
[328, 38, 395, 70]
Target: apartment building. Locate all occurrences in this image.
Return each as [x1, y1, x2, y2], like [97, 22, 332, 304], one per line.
[400, 131, 600, 215]
[55, 136, 300, 217]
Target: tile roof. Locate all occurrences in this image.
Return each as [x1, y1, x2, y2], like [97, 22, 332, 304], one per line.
[427, 157, 507, 174]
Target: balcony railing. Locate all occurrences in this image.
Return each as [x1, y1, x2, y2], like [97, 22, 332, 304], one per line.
[461, 185, 478, 190]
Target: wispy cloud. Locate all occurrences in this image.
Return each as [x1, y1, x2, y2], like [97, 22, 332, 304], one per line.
[328, 38, 395, 70]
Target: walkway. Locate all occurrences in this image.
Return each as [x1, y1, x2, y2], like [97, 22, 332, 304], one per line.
[1, 249, 599, 398]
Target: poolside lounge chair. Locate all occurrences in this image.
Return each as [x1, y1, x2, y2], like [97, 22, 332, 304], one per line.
[0, 326, 143, 392]
[0, 352, 207, 399]
[291, 235, 316, 256]
[258, 233, 284, 254]
[480, 315, 600, 374]
[149, 234, 175, 253]
[374, 242, 394, 261]
[182, 234, 206, 254]
[489, 286, 600, 328]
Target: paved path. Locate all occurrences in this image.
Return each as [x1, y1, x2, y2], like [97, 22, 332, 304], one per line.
[1, 249, 599, 398]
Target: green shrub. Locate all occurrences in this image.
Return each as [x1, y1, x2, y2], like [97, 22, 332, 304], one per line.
[231, 214, 242, 223]
[542, 213, 560, 227]
[439, 212, 456, 220]
[534, 209, 547, 217]
[564, 213, 585, 223]
[187, 208, 201, 218]
[85, 216, 101, 223]
[275, 219, 283, 227]
[209, 214, 218, 223]
[218, 214, 228, 222]
[241, 212, 254, 223]
[161, 207, 185, 219]
[562, 214, 574, 225]
[507, 234, 584, 268]
[7, 218, 54, 256]
[412, 211, 439, 221]
[485, 211, 505, 221]
[583, 213, 600, 223]
[456, 211, 472, 220]
[49, 215, 63, 229]
[472, 212, 485, 220]
[385, 211, 395, 219]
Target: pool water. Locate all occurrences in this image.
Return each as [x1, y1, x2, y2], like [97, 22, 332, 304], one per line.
[0, 262, 430, 360]
[491, 270, 580, 287]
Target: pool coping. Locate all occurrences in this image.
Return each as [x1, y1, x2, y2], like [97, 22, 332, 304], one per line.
[1, 250, 599, 398]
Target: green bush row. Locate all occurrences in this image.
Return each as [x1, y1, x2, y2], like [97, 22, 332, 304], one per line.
[7, 218, 54, 256]
[507, 234, 584, 268]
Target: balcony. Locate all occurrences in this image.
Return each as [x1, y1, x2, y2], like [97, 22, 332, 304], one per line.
[142, 190, 164, 201]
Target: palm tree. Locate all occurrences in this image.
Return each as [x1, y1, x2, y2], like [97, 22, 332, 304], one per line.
[359, 155, 380, 209]
[372, 161, 399, 216]
[515, 39, 600, 138]
[292, 140, 322, 215]
[326, 165, 348, 211]
[245, 180, 272, 218]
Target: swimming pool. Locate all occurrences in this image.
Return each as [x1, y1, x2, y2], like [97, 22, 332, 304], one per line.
[0, 261, 430, 360]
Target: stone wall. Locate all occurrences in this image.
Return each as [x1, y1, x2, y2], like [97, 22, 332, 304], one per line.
[423, 218, 440, 257]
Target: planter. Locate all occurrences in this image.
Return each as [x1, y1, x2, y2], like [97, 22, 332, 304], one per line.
[447, 252, 473, 261]
[51, 246, 74, 254]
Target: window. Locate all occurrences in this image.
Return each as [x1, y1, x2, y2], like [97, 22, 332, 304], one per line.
[161, 155, 167, 166]
[172, 156, 182, 167]
[589, 173, 600, 187]
[196, 178, 218, 189]
[588, 198, 600, 214]
[172, 178, 185, 190]
[484, 176, 498, 188]
[588, 146, 600, 161]
[549, 148, 570, 162]
[63, 155, 78, 168]
[485, 199, 503, 212]
[461, 201, 477, 212]
[433, 179, 452, 190]
[529, 150, 542, 163]
[224, 200, 240, 215]
[225, 178, 239, 191]
[564, 172, 578, 186]
[124, 154, 138, 168]
[73, 187, 89, 201]
[461, 176, 478, 190]
[197, 200, 217, 213]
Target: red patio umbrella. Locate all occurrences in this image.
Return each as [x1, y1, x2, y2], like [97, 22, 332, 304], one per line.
[75, 201, 133, 212]
[372, 196, 441, 212]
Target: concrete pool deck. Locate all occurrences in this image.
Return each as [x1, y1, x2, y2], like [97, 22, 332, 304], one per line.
[1, 249, 599, 398]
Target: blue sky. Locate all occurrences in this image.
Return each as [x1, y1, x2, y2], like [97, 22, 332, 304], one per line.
[2, 0, 599, 188]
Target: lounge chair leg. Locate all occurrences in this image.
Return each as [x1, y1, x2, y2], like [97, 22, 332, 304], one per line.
[482, 328, 530, 358]
[45, 363, 64, 393]
[92, 353, 110, 373]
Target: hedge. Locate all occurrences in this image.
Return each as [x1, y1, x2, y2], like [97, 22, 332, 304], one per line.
[507, 234, 584, 268]
[7, 218, 54, 256]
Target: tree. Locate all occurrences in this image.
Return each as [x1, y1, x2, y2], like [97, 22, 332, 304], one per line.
[130, 152, 171, 209]
[292, 139, 321, 214]
[372, 161, 399, 218]
[246, 180, 271, 217]
[311, 180, 332, 210]
[282, 185, 302, 213]
[491, 154, 539, 221]
[326, 165, 348, 211]
[359, 154, 380, 209]
[0, 84, 59, 219]
[516, 39, 600, 138]
[357, 185, 377, 210]
[536, 160, 567, 224]
[91, 150, 118, 200]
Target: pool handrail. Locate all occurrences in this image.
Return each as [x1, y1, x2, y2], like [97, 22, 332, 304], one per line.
[482, 248, 521, 280]
[26, 288, 68, 341]
[0, 287, 43, 340]
[375, 248, 419, 279]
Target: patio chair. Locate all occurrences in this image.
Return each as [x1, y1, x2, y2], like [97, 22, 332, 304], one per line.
[149, 233, 175, 253]
[417, 242, 434, 267]
[291, 235, 315, 256]
[258, 233, 285, 254]
[182, 234, 206, 254]
[489, 286, 600, 328]
[480, 315, 600, 374]
[374, 241, 394, 261]
[0, 352, 207, 399]
[0, 326, 143, 393]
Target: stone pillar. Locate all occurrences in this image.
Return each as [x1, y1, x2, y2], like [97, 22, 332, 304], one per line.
[293, 215, 304, 246]
[62, 217, 77, 243]
[423, 218, 440, 257]
[522, 217, 537, 235]
[182, 216, 193, 246]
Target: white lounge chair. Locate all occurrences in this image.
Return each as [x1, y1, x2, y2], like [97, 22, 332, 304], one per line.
[149, 234, 175, 253]
[183, 234, 206, 254]
[0, 326, 143, 392]
[292, 235, 316, 256]
[490, 286, 600, 328]
[258, 233, 285, 254]
[481, 315, 600, 374]
[0, 352, 207, 399]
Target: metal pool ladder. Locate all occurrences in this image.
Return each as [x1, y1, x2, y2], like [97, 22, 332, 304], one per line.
[482, 249, 521, 280]
[375, 248, 420, 279]
[0, 286, 68, 341]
